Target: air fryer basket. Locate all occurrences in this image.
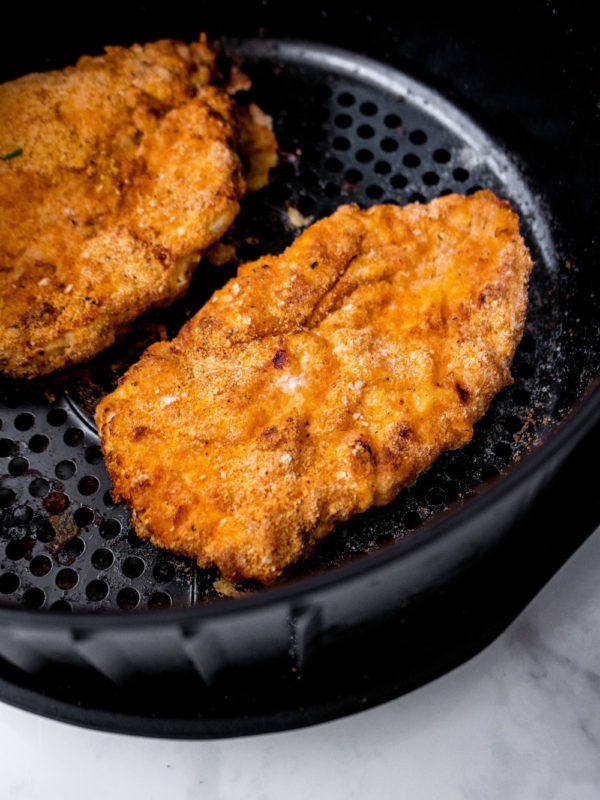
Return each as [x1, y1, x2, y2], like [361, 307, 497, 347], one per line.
[0, 1, 598, 737]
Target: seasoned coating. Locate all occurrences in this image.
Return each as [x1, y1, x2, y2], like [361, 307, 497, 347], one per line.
[96, 191, 533, 584]
[0, 37, 275, 378]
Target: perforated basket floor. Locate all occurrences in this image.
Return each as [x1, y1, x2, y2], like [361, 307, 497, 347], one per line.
[0, 40, 588, 614]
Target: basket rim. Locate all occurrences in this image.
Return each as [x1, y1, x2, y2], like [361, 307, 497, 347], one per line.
[1, 41, 598, 627]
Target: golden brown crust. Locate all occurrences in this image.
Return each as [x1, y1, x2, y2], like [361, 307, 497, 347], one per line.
[96, 191, 533, 584]
[0, 37, 275, 378]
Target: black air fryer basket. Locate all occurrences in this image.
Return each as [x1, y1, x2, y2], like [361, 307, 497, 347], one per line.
[0, 1, 598, 737]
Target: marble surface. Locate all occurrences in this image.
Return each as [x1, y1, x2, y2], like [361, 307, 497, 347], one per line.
[1, 527, 599, 800]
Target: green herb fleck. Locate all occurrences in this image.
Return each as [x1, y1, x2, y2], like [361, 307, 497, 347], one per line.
[2, 147, 23, 161]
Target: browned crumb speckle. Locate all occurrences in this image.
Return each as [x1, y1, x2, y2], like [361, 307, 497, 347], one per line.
[0, 36, 276, 378]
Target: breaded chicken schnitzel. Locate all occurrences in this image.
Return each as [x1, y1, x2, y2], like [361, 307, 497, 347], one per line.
[0, 37, 277, 378]
[96, 191, 533, 584]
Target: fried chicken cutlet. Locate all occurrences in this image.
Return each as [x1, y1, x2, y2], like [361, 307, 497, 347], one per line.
[0, 37, 277, 378]
[96, 191, 533, 584]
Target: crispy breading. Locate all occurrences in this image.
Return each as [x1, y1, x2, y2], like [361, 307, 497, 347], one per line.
[0, 37, 276, 378]
[96, 191, 533, 584]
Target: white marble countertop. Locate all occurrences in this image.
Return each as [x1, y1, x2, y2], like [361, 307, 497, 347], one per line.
[1, 527, 599, 800]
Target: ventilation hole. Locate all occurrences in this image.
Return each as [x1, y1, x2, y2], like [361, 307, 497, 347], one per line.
[56, 537, 85, 566]
[127, 528, 144, 548]
[0, 487, 16, 508]
[42, 492, 69, 514]
[50, 599, 71, 612]
[344, 168, 363, 183]
[384, 113, 402, 128]
[408, 192, 426, 203]
[409, 129, 427, 145]
[324, 156, 343, 172]
[518, 362, 534, 379]
[366, 184, 384, 199]
[453, 167, 469, 182]
[438, 188, 453, 197]
[91, 548, 114, 570]
[391, 173, 408, 189]
[403, 153, 420, 167]
[64, 427, 84, 447]
[84, 445, 103, 465]
[55, 460, 76, 480]
[36, 520, 55, 543]
[324, 182, 340, 198]
[74, 506, 94, 528]
[374, 160, 391, 175]
[5, 539, 26, 560]
[357, 124, 375, 139]
[337, 91, 355, 107]
[22, 587, 45, 609]
[332, 135, 350, 151]
[297, 195, 316, 215]
[148, 591, 172, 609]
[0, 572, 19, 594]
[122, 556, 144, 579]
[381, 137, 398, 153]
[359, 101, 378, 116]
[8, 456, 28, 476]
[0, 438, 17, 457]
[30, 554, 52, 577]
[14, 412, 34, 431]
[356, 148, 374, 163]
[28, 478, 49, 499]
[78, 475, 99, 496]
[512, 388, 531, 406]
[117, 587, 140, 610]
[69, 538, 85, 555]
[103, 490, 116, 508]
[433, 148, 451, 163]
[56, 568, 78, 590]
[520, 333, 536, 353]
[47, 408, 67, 426]
[427, 487, 446, 505]
[481, 464, 500, 481]
[12, 504, 32, 524]
[505, 416, 523, 435]
[333, 113, 352, 129]
[494, 441, 513, 460]
[403, 510, 421, 529]
[153, 561, 175, 583]
[86, 579, 108, 601]
[28, 434, 49, 453]
[99, 518, 120, 540]
[466, 185, 483, 195]
[423, 171, 440, 186]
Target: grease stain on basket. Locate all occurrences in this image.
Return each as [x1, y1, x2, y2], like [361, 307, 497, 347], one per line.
[48, 511, 79, 549]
